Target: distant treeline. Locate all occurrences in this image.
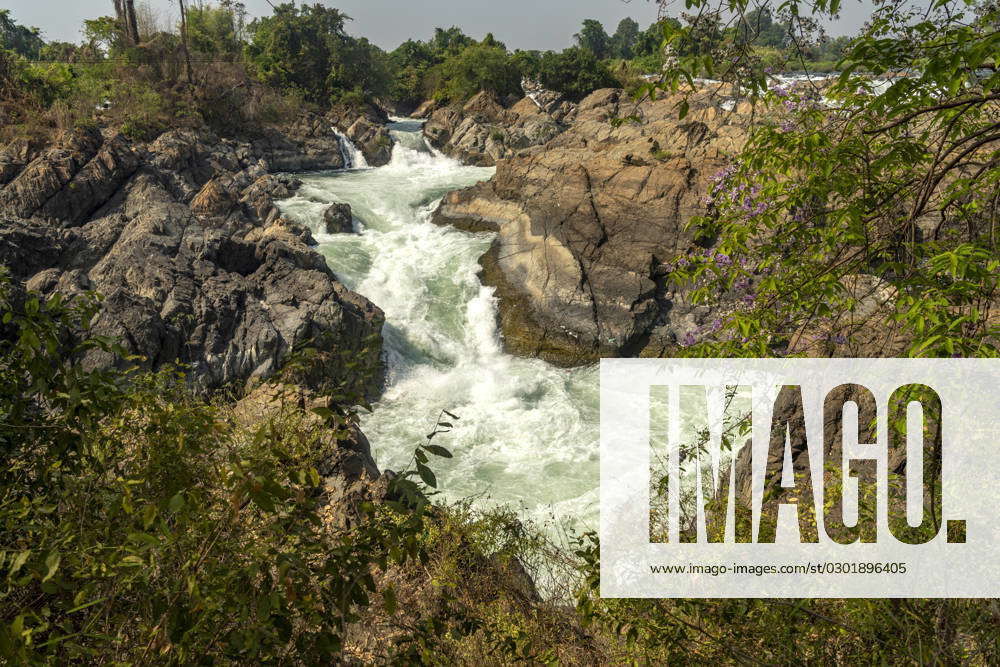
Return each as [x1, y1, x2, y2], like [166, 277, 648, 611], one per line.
[0, 2, 855, 139]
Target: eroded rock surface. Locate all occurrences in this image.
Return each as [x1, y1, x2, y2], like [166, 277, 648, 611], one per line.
[424, 90, 570, 167]
[432, 88, 753, 364]
[0, 122, 384, 395]
[329, 104, 394, 167]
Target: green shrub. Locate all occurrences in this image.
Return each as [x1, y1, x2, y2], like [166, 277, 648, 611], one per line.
[0, 273, 443, 663]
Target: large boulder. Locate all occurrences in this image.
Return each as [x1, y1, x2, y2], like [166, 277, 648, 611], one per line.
[250, 112, 347, 173]
[323, 202, 354, 234]
[431, 87, 754, 364]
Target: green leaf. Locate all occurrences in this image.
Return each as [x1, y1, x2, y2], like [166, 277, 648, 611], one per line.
[416, 463, 437, 489]
[8, 550, 30, 577]
[383, 585, 397, 615]
[423, 444, 453, 459]
[168, 492, 185, 514]
[311, 406, 335, 420]
[42, 550, 60, 583]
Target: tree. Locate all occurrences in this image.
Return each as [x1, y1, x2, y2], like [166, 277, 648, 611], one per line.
[84, 16, 122, 55]
[0, 10, 44, 59]
[431, 26, 474, 56]
[245, 3, 387, 106]
[433, 42, 521, 102]
[389, 38, 437, 109]
[674, 11, 725, 57]
[657, 0, 1000, 357]
[185, 1, 246, 57]
[536, 47, 617, 102]
[734, 7, 787, 49]
[112, 0, 141, 46]
[177, 0, 193, 84]
[574, 19, 611, 60]
[611, 17, 641, 60]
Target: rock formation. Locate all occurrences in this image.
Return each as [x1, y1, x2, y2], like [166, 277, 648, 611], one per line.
[329, 103, 394, 167]
[323, 202, 355, 234]
[250, 111, 351, 173]
[0, 121, 384, 397]
[423, 90, 570, 167]
[432, 87, 754, 364]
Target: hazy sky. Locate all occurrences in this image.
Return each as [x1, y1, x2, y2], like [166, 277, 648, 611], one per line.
[7, 0, 874, 52]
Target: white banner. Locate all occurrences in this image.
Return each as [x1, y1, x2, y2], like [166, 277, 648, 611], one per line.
[600, 358, 1000, 598]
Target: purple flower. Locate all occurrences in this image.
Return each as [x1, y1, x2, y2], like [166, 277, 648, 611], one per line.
[735, 276, 751, 290]
[712, 165, 737, 183]
[741, 293, 756, 306]
[780, 121, 796, 133]
[677, 257, 690, 268]
[715, 253, 732, 266]
[772, 85, 789, 98]
[681, 331, 698, 347]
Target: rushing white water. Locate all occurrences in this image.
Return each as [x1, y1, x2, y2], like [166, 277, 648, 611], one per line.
[332, 128, 369, 169]
[280, 119, 600, 530]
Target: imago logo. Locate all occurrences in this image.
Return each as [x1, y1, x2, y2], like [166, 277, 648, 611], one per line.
[600, 359, 999, 598]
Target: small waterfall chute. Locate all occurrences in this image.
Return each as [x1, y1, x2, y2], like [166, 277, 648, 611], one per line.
[332, 128, 369, 170]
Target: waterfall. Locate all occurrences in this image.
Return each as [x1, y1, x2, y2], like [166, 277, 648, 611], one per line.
[333, 128, 369, 170]
[277, 118, 600, 534]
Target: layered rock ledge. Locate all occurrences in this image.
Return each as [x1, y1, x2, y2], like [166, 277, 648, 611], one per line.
[432, 88, 754, 364]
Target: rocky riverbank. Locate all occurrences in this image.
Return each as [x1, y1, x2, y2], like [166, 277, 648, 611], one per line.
[0, 110, 394, 488]
[430, 86, 754, 364]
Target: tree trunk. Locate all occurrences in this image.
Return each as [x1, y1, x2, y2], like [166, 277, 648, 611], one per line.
[112, 0, 129, 44]
[123, 0, 140, 44]
[177, 0, 194, 85]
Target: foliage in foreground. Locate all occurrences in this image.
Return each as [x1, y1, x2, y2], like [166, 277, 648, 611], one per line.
[653, 0, 1000, 360]
[0, 276, 443, 663]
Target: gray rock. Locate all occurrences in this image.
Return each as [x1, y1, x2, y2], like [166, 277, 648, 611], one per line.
[423, 90, 577, 167]
[328, 104, 394, 167]
[0, 119, 385, 397]
[323, 202, 354, 234]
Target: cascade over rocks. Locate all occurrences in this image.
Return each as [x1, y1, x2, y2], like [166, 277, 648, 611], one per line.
[0, 118, 385, 398]
[432, 87, 754, 364]
[328, 103, 394, 167]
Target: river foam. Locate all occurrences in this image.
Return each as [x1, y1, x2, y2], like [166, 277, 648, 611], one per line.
[279, 120, 600, 530]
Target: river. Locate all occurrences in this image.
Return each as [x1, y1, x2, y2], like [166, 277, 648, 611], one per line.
[279, 118, 600, 531]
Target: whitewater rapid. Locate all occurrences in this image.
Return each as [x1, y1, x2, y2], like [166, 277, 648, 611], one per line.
[279, 119, 600, 530]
